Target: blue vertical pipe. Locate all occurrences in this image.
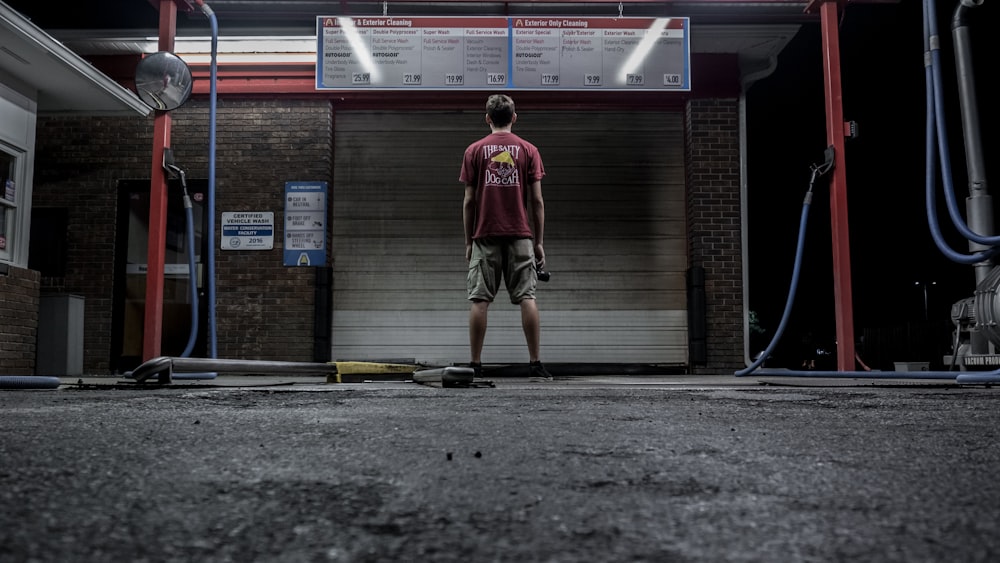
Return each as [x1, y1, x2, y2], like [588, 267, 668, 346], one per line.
[195, 0, 218, 358]
[166, 0, 219, 381]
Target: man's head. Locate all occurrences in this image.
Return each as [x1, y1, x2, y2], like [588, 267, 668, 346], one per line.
[486, 94, 516, 129]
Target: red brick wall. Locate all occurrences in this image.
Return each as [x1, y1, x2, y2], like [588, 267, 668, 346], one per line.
[31, 114, 150, 374]
[0, 266, 40, 375]
[30, 96, 744, 374]
[170, 100, 333, 362]
[685, 98, 745, 373]
[32, 99, 332, 373]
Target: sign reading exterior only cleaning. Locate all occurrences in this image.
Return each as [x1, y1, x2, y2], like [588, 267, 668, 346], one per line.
[315, 16, 690, 91]
[283, 181, 328, 267]
[222, 211, 274, 250]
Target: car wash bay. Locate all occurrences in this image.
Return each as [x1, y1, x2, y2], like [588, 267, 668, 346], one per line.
[329, 108, 688, 367]
[11, 1, 787, 375]
[112, 7, 749, 374]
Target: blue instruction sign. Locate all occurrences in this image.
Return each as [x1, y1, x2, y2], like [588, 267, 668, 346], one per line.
[283, 181, 328, 267]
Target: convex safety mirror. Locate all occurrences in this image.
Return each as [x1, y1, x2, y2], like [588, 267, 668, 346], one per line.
[135, 51, 193, 111]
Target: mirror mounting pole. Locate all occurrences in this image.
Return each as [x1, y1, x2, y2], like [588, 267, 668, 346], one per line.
[142, 0, 181, 362]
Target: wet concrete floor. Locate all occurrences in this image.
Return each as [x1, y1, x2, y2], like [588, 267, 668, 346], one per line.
[2, 374, 998, 562]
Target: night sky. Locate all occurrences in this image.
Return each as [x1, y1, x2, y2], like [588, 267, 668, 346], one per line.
[745, 0, 998, 358]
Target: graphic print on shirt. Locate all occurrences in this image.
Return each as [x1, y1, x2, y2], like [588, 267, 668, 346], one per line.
[484, 144, 521, 186]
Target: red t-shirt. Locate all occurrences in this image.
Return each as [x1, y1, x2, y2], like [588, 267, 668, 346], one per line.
[460, 131, 545, 240]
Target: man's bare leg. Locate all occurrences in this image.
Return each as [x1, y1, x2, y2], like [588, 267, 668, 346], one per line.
[469, 300, 489, 364]
[520, 298, 540, 362]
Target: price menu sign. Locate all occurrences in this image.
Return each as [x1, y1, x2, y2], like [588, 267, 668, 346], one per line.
[316, 16, 690, 91]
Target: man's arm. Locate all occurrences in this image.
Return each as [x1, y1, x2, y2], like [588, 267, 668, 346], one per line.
[463, 184, 477, 262]
[528, 179, 545, 267]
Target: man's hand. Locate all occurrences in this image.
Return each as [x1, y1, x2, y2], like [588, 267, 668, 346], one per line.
[534, 243, 545, 269]
[466, 243, 473, 263]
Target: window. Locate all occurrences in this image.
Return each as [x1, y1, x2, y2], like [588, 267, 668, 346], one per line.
[29, 207, 68, 277]
[0, 146, 17, 264]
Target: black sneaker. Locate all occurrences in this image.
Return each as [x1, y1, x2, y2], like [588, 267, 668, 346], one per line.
[468, 362, 483, 379]
[528, 361, 553, 381]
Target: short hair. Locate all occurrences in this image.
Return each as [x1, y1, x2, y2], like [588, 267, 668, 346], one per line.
[486, 94, 515, 127]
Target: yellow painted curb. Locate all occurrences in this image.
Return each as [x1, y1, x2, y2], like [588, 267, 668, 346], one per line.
[334, 361, 419, 375]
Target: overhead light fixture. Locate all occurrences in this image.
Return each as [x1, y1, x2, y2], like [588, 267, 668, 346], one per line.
[168, 36, 317, 64]
[335, 18, 379, 80]
[618, 18, 670, 84]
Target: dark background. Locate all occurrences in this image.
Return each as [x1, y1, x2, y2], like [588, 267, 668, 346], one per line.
[745, 0, 998, 366]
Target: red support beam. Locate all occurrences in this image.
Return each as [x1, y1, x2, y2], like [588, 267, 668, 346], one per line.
[147, 0, 197, 11]
[817, 0, 856, 370]
[143, 0, 178, 361]
[182, 51, 736, 100]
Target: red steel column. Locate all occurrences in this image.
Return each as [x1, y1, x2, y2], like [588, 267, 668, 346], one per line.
[143, 0, 178, 361]
[819, 0, 856, 371]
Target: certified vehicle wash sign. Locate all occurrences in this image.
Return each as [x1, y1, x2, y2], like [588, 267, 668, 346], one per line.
[222, 211, 274, 250]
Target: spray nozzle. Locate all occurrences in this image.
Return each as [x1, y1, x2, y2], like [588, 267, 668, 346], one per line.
[165, 163, 186, 182]
[162, 147, 187, 184]
[812, 146, 835, 178]
[808, 146, 836, 189]
[162, 148, 191, 206]
[163, 147, 179, 176]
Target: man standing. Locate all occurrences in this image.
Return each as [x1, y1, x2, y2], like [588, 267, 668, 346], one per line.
[460, 94, 553, 381]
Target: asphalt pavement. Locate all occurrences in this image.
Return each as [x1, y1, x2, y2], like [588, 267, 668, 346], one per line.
[2, 373, 999, 562]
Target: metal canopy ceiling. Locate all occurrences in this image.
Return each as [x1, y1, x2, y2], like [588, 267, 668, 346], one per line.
[51, 2, 809, 78]
[1, 0, 824, 108]
[6, 1, 824, 30]
[0, 3, 149, 116]
[172, 0, 822, 25]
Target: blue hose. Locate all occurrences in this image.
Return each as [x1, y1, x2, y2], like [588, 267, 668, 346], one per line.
[182, 200, 198, 356]
[163, 198, 216, 379]
[733, 152, 992, 380]
[735, 181, 986, 379]
[735, 186, 813, 377]
[0, 376, 61, 389]
[736, 154, 833, 377]
[921, 0, 986, 264]
[923, 36, 993, 265]
[924, 0, 1000, 249]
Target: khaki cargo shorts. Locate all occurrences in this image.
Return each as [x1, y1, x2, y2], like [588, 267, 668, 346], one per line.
[467, 237, 537, 304]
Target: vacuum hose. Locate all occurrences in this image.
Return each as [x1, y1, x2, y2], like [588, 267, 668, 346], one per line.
[735, 150, 832, 377]
[162, 156, 199, 357]
[923, 0, 997, 258]
[0, 376, 61, 389]
[734, 148, 993, 380]
[179, 171, 198, 357]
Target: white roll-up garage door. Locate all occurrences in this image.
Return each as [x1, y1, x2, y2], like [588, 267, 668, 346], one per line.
[331, 110, 687, 366]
